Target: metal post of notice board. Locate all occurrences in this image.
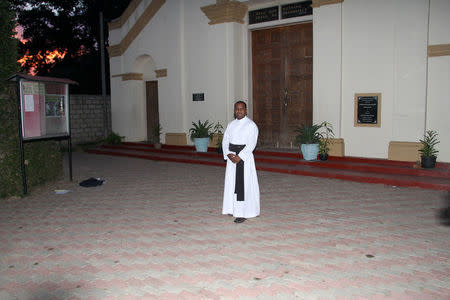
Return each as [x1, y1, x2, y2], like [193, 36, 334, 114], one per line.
[68, 135, 73, 181]
[15, 80, 28, 194]
[20, 135, 73, 195]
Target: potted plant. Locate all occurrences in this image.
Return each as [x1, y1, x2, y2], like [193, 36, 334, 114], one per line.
[105, 132, 124, 145]
[213, 122, 224, 154]
[419, 130, 439, 168]
[189, 120, 213, 152]
[153, 123, 163, 149]
[318, 121, 334, 161]
[295, 121, 334, 161]
[295, 123, 322, 161]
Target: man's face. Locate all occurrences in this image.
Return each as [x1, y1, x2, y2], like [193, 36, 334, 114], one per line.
[234, 103, 247, 120]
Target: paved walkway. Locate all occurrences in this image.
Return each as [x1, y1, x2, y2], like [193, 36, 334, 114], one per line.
[0, 152, 449, 299]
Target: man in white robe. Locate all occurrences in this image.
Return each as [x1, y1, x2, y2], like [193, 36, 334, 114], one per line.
[222, 101, 260, 223]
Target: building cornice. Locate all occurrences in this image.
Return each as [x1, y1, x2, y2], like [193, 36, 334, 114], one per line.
[111, 70, 167, 80]
[155, 69, 167, 78]
[107, 44, 123, 57]
[108, 0, 144, 30]
[428, 44, 450, 57]
[311, 0, 344, 8]
[201, 0, 248, 25]
[112, 73, 143, 81]
[108, 0, 166, 57]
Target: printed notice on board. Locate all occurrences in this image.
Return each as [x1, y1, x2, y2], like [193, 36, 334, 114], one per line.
[24, 95, 34, 112]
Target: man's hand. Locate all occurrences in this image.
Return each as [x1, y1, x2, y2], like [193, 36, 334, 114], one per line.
[227, 154, 241, 164]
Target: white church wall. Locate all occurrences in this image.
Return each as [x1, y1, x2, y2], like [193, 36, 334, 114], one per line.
[110, 78, 147, 141]
[108, 28, 121, 45]
[109, 56, 122, 76]
[110, 77, 123, 136]
[313, 2, 342, 137]
[241, 18, 250, 117]
[342, 0, 395, 158]
[182, 0, 249, 143]
[427, 57, 450, 162]
[429, 0, 450, 44]
[232, 22, 247, 119]
[108, 0, 449, 160]
[427, 0, 450, 162]
[391, 0, 428, 142]
[110, 51, 144, 140]
[111, 0, 185, 141]
[183, 0, 229, 138]
[110, 0, 246, 143]
[341, 0, 429, 158]
[137, 0, 184, 135]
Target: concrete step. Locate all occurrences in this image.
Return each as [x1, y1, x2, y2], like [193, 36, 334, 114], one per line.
[85, 142, 450, 191]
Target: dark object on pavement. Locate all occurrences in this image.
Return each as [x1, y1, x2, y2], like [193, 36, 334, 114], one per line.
[234, 217, 246, 223]
[79, 177, 105, 187]
[438, 191, 450, 226]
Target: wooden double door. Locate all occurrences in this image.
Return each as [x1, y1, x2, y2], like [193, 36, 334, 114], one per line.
[252, 22, 313, 148]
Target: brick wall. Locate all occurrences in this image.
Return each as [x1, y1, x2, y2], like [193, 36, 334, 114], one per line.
[70, 95, 111, 144]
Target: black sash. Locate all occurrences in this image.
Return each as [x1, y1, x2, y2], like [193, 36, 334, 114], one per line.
[229, 143, 245, 201]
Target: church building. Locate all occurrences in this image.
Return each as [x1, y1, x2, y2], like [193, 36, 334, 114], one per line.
[108, 0, 450, 162]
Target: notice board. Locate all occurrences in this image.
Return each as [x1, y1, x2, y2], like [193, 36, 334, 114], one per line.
[20, 80, 70, 139]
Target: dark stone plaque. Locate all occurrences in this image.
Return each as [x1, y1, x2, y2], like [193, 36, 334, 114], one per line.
[193, 93, 204, 102]
[249, 6, 279, 25]
[357, 96, 378, 124]
[281, 1, 312, 19]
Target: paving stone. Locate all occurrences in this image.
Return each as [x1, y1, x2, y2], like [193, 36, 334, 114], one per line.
[0, 152, 448, 299]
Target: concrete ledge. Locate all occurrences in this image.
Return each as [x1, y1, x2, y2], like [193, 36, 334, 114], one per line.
[201, 0, 248, 25]
[165, 133, 187, 145]
[312, 0, 344, 8]
[155, 69, 167, 78]
[388, 141, 421, 162]
[108, 0, 143, 30]
[328, 138, 345, 157]
[111, 73, 143, 81]
[122, 73, 143, 81]
[428, 44, 450, 57]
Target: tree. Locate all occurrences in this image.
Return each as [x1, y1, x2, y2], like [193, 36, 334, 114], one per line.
[10, 0, 131, 94]
[0, 0, 18, 83]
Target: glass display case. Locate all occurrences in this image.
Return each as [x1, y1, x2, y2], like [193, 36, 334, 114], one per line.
[19, 79, 70, 139]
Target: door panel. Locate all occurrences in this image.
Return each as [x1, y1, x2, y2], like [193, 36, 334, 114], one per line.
[146, 81, 159, 142]
[252, 23, 313, 147]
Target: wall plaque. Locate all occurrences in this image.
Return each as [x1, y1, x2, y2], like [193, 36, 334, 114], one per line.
[281, 1, 312, 19]
[249, 6, 279, 24]
[193, 93, 205, 102]
[354, 93, 381, 127]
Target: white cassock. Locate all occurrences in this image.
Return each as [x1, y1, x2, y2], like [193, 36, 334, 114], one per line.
[222, 116, 260, 218]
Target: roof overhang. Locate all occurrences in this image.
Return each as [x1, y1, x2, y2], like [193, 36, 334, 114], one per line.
[8, 73, 78, 85]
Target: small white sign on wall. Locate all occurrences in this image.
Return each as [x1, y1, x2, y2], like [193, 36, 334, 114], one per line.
[24, 95, 34, 112]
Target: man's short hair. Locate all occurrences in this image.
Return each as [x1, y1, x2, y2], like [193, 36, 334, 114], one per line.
[234, 101, 247, 109]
